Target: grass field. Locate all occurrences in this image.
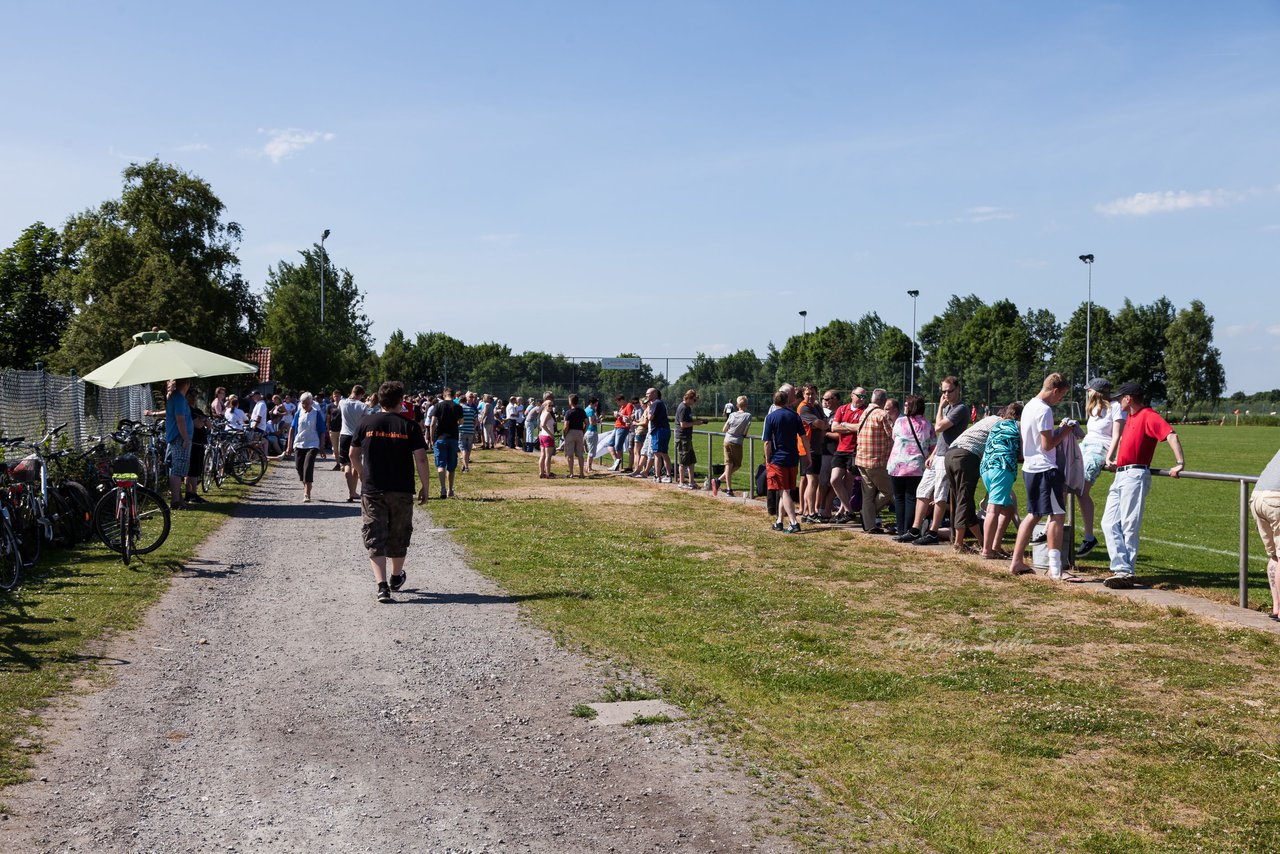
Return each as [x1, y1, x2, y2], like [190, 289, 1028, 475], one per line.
[433, 450, 1280, 852]
[0, 476, 251, 796]
[602, 423, 1279, 610]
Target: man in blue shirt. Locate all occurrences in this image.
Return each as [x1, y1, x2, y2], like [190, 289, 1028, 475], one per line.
[762, 389, 804, 533]
[165, 378, 193, 510]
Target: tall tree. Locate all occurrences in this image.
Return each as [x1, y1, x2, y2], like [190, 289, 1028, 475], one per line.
[919, 294, 987, 381]
[1164, 299, 1226, 419]
[0, 222, 70, 369]
[1022, 307, 1062, 374]
[1110, 297, 1175, 402]
[50, 160, 258, 374]
[258, 245, 372, 391]
[1053, 302, 1117, 383]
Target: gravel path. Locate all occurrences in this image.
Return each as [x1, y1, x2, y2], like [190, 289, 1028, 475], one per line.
[3, 462, 789, 853]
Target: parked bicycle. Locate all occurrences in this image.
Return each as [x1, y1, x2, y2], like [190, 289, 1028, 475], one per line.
[93, 426, 171, 566]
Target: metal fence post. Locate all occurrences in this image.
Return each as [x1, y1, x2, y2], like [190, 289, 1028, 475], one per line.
[706, 430, 712, 486]
[1240, 478, 1250, 609]
[748, 438, 756, 500]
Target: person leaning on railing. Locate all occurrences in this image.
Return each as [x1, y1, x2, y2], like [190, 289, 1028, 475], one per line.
[1251, 448, 1280, 621]
[1099, 381, 1186, 589]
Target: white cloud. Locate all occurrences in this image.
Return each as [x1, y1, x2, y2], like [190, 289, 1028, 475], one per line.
[1267, 325, 1280, 337]
[1224, 323, 1258, 337]
[907, 206, 1017, 227]
[1261, 224, 1280, 232]
[174, 142, 210, 152]
[258, 128, 335, 163]
[1094, 188, 1242, 217]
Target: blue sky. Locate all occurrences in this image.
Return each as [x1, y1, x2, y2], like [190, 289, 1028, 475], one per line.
[3, 1, 1277, 391]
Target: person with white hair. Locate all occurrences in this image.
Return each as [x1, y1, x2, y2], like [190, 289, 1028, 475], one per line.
[285, 391, 327, 502]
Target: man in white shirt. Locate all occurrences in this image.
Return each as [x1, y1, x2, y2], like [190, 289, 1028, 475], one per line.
[1009, 373, 1073, 578]
[248, 391, 270, 456]
[339, 384, 370, 501]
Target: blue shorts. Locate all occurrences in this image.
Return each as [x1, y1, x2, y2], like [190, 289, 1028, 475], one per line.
[1024, 469, 1066, 518]
[650, 427, 671, 456]
[982, 468, 1015, 507]
[611, 427, 629, 453]
[433, 437, 459, 472]
[1082, 445, 1108, 484]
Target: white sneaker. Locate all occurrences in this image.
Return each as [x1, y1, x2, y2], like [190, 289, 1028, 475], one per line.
[611, 460, 622, 471]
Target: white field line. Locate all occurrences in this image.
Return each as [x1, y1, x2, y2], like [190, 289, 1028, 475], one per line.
[1144, 537, 1268, 562]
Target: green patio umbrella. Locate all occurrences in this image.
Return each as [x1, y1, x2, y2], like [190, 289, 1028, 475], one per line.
[81, 329, 258, 389]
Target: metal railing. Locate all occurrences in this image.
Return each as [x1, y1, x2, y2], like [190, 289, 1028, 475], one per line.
[1148, 467, 1260, 609]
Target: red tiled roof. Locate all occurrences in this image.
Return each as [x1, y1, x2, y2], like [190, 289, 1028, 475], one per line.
[246, 348, 272, 383]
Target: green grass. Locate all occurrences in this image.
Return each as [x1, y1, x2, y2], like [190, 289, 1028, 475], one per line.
[662, 424, 1279, 610]
[0, 477, 252, 795]
[432, 450, 1280, 852]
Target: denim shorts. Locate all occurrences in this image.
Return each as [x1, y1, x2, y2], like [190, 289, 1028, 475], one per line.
[1082, 445, 1108, 484]
[433, 437, 459, 472]
[650, 427, 671, 456]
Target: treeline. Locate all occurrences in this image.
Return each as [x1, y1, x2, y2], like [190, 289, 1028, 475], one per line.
[0, 160, 1231, 417]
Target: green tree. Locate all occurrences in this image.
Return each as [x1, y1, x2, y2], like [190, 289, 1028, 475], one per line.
[1053, 302, 1117, 384]
[379, 330, 419, 386]
[1164, 299, 1226, 419]
[258, 245, 372, 391]
[919, 294, 987, 381]
[50, 160, 258, 374]
[1023, 307, 1062, 373]
[0, 223, 70, 369]
[715, 349, 766, 385]
[1110, 297, 1175, 402]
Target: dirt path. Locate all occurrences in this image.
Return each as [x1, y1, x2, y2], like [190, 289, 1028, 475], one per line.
[3, 462, 788, 853]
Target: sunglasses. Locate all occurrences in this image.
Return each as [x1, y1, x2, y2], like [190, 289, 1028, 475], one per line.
[853, 393, 867, 399]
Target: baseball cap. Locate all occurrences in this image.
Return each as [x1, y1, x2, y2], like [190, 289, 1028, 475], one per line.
[1085, 377, 1112, 393]
[1114, 382, 1143, 398]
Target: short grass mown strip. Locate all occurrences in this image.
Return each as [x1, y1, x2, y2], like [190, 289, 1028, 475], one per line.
[0, 478, 252, 796]
[433, 451, 1280, 853]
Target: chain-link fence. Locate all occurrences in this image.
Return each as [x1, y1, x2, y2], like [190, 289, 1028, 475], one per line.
[0, 368, 155, 451]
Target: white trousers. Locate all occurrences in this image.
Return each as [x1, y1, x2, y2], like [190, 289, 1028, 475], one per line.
[1101, 467, 1151, 576]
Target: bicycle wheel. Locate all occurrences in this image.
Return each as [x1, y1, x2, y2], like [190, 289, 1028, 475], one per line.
[45, 489, 78, 548]
[57, 483, 94, 545]
[0, 515, 21, 591]
[201, 450, 214, 493]
[129, 486, 171, 554]
[214, 446, 227, 488]
[10, 496, 41, 567]
[141, 450, 158, 490]
[93, 488, 126, 555]
[230, 446, 267, 485]
[57, 482, 95, 544]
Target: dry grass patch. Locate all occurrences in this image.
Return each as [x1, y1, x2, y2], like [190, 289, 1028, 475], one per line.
[433, 449, 1280, 852]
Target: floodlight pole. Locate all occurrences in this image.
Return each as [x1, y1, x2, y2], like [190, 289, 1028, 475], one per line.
[1079, 254, 1094, 382]
[907, 290, 920, 395]
[320, 229, 331, 323]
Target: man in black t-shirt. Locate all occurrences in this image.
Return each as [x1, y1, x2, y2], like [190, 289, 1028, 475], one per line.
[674, 389, 699, 489]
[350, 381, 433, 603]
[430, 387, 464, 499]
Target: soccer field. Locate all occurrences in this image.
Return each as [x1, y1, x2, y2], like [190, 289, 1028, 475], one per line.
[660, 423, 1280, 609]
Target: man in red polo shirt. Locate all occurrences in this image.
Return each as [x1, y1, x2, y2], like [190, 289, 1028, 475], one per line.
[1100, 382, 1186, 588]
[829, 387, 867, 523]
